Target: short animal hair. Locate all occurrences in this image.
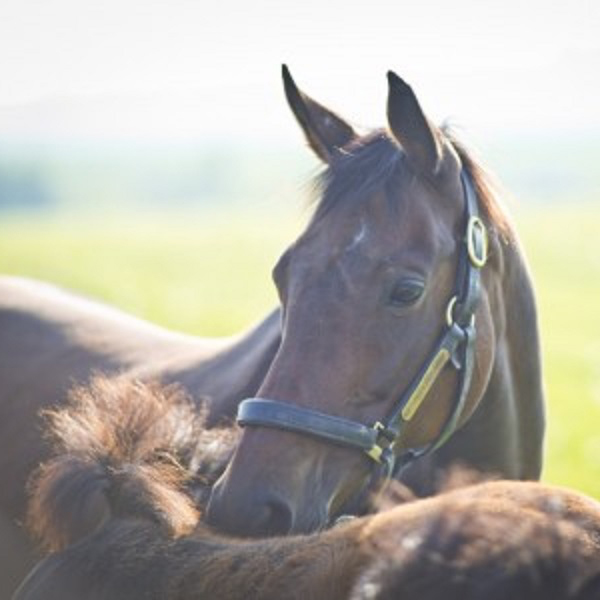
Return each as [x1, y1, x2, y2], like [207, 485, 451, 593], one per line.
[352, 497, 600, 600]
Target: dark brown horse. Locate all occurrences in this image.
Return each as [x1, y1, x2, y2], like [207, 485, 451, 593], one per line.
[15, 378, 600, 600]
[0, 277, 280, 597]
[207, 67, 545, 536]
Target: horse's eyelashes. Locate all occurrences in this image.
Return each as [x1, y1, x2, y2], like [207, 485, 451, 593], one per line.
[388, 278, 425, 308]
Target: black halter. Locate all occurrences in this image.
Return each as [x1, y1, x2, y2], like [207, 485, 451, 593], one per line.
[237, 171, 488, 479]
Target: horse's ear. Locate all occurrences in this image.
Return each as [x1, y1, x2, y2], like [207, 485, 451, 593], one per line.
[386, 71, 442, 176]
[282, 65, 356, 163]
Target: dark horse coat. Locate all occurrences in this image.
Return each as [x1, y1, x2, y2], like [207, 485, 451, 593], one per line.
[206, 68, 546, 536]
[2, 67, 547, 593]
[0, 277, 280, 596]
[15, 378, 600, 600]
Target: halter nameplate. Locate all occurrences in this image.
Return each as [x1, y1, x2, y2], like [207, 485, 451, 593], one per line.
[401, 347, 450, 421]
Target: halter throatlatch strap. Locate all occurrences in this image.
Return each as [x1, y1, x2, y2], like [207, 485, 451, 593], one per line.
[237, 171, 488, 479]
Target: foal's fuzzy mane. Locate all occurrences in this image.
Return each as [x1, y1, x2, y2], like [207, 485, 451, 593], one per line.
[27, 375, 237, 552]
[311, 128, 513, 240]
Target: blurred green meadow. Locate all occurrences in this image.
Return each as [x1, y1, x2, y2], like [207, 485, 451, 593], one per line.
[517, 202, 600, 497]
[1, 198, 599, 497]
[0, 212, 302, 336]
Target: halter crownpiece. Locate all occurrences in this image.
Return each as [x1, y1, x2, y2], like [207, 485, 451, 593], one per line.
[237, 170, 487, 479]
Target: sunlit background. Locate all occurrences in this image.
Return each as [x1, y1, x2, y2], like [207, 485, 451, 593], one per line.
[1, 0, 599, 494]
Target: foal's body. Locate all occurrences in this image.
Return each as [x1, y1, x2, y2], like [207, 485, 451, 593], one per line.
[14, 379, 600, 600]
[0, 276, 280, 597]
[18, 487, 600, 600]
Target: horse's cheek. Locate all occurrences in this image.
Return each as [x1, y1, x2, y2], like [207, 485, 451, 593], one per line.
[461, 300, 496, 426]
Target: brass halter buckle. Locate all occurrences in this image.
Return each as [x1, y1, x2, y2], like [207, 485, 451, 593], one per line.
[466, 216, 488, 268]
[366, 421, 394, 464]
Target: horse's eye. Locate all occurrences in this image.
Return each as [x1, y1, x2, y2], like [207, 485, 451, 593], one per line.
[388, 279, 425, 307]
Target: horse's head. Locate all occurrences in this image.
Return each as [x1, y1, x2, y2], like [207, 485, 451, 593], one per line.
[207, 67, 499, 536]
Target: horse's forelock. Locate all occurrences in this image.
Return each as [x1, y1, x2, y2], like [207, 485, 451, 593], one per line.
[310, 128, 512, 242]
[310, 131, 403, 222]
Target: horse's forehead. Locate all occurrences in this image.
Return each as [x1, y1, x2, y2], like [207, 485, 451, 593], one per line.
[308, 182, 443, 257]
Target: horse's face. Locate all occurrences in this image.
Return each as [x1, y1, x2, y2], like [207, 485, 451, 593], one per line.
[206, 69, 495, 537]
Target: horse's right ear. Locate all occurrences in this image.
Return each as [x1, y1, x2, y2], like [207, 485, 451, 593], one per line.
[282, 65, 356, 163]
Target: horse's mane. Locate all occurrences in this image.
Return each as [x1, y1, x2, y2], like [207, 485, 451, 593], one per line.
[445, 129, 514, 240]
[311, 128, 513, 240]
[27, 375, 237, 552]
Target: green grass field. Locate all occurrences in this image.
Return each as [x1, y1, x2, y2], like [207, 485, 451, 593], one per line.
[1, 203, 599, 496]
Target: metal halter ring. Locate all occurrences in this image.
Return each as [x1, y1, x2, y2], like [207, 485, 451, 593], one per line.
[466, 216, 488, 268]
[446, 296, 458, 326]
[446, 296, 475, 328]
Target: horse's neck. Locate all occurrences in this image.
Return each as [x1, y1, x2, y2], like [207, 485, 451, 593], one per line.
[0, 277, 280, 428]
[401, 235, 545, 493]
[489, 237, 545, 469]
[450, 236, 545, 477]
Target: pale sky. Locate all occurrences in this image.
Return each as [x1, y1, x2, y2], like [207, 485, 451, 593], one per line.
[0, 0, 598, 145]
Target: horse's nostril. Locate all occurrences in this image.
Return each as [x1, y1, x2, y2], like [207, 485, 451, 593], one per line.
[255, 495, 294, 536]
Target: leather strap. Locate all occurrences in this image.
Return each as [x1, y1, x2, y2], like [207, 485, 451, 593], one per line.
[237, 399, 383, 450]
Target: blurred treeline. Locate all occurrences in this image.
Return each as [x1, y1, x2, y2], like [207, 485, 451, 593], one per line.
[0, 142, 312, 216]
[0, 133, 599, 216]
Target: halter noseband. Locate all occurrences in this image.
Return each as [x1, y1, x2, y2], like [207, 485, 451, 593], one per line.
[237, 171, 488, 478]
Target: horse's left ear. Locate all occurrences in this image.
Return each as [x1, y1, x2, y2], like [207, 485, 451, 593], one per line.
[282, 65, 357, 163]
[386, 71, 443, 176]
